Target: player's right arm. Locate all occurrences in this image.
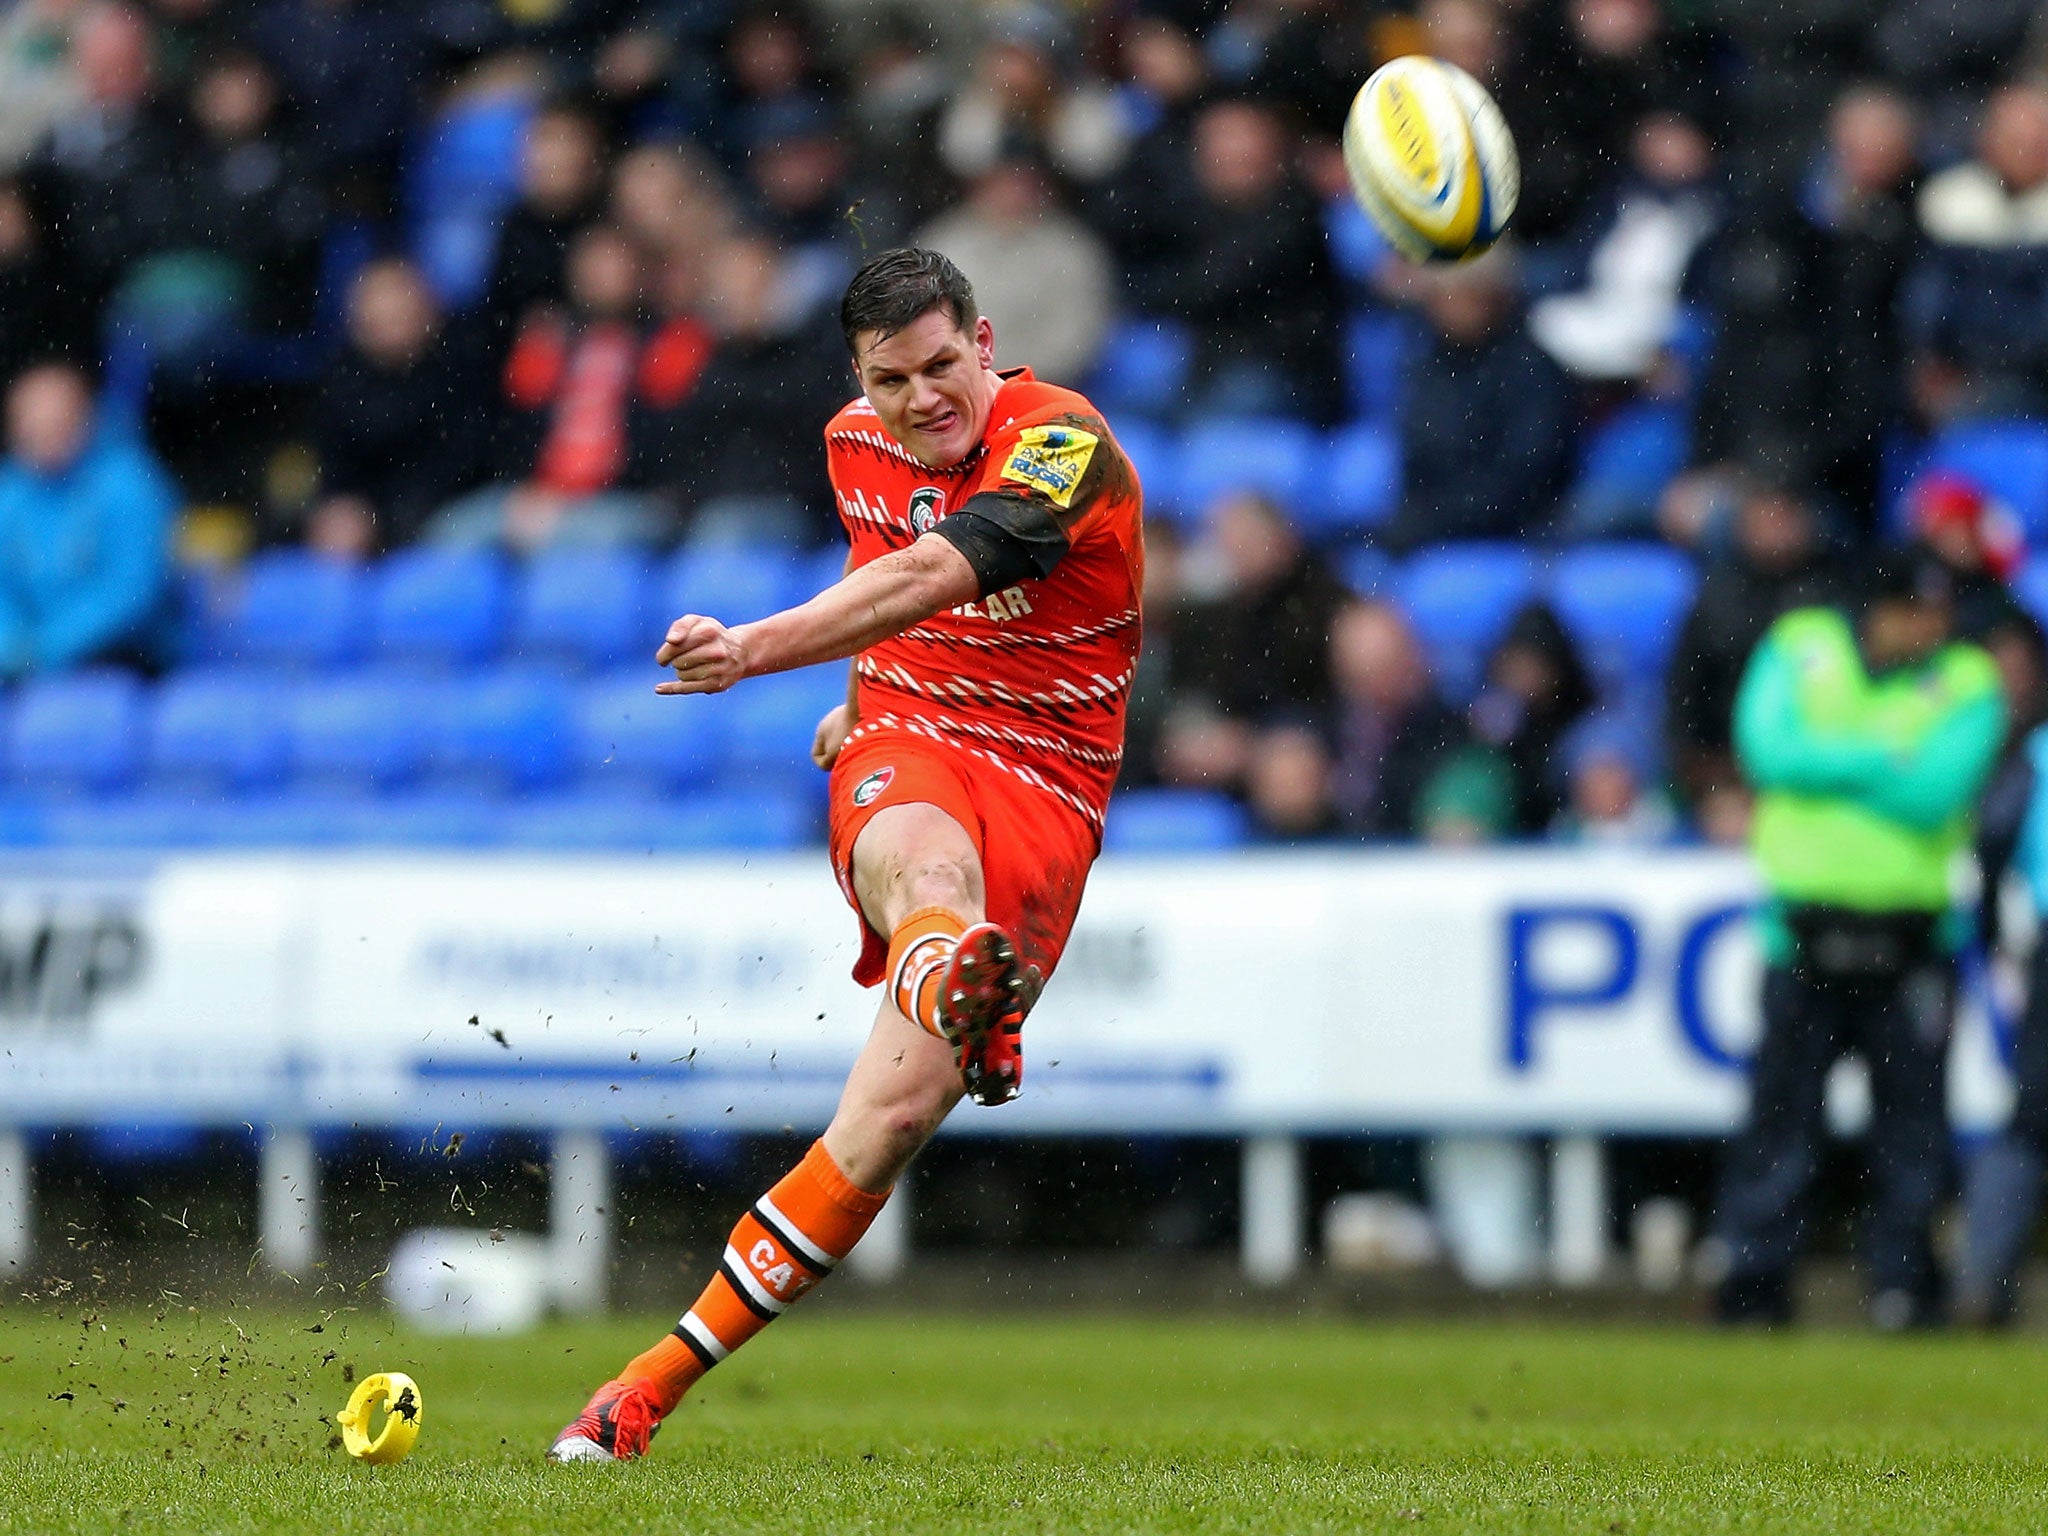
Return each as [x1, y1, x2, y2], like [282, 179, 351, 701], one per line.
[656, 535, 977, 696]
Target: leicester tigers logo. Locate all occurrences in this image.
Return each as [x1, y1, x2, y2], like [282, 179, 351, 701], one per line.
[852, 767, 894, 807]
[908, 486, 945, 534]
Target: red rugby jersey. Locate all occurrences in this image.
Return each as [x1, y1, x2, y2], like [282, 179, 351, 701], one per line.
[824, 368, 1145, 829]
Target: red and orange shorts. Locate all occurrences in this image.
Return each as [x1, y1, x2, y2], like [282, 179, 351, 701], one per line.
[826, 728, 1102, 990]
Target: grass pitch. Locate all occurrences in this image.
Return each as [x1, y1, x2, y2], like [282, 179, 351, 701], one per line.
[1, 1303, 2044, 1534]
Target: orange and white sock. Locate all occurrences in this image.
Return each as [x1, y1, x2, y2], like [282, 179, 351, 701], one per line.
[618, 1139, 888, 1414]
[887, 904, 965, 1041]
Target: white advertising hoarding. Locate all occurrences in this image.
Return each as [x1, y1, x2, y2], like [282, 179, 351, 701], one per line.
[0, 850, 2020, 1135]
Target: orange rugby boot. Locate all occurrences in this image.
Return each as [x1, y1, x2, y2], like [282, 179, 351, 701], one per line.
[938, 923, 1032, 1106]
[546, 1378, 663, 1462]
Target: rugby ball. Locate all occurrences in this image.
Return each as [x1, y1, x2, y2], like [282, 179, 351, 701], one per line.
[1342, 55, 1519, 264]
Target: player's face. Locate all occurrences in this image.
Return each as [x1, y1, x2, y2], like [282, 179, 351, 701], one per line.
[852, 308, 997, 469]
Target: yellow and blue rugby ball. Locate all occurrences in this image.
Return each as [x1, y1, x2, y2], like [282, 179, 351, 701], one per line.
[1342, 55, 1519, 264]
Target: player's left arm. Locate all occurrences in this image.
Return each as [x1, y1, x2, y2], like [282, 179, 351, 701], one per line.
[926, 410, 1128, 599]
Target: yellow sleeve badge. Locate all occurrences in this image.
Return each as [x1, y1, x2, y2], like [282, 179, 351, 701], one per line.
[998, 424, 1099, 508]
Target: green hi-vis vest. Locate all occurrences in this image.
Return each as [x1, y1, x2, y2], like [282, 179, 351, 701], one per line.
[1736, 606, 2005, 916]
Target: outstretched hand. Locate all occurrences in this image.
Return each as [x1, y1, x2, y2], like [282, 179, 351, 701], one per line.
[655, 615, 748, 694]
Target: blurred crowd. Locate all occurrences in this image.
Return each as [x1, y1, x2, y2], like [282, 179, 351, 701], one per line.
[8, 0, 2048, 844]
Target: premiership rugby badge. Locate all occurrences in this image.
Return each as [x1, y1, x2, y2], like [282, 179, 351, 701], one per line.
[851, 767, 894, 807]
[908, 486, 945, 534]
[1000, 424, 1098, 507]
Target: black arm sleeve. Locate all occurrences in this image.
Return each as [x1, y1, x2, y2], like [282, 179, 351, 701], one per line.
[930, 490, 1072, 597]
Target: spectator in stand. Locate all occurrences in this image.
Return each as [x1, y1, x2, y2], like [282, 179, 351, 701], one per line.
[917, 155, 1113, 381]
[0, 177, 94, 383]
[1550, 714, 1678, 845]
[249, 0, 420, 198]
[1090, 17, 1208, 295]
[1904, 81, 2048, 420]
[33, 2, 176, 312]
[1231, 0, 1377, 133]
[1121, 516, 1193, 791]
[1466, 602, 1596, 837]
[712, 6, 830, 157]
[149, 46, 325, 333]
[148, 0, 247, 99]
[428, 224, 683, 551]
[1383, 255, 1575, 551]
[839, 19, 953, 220]
[1431, 0, 1720, 245]
[640, 232, 842, 547]
[1665, 468, 1844, 835]
[1324, 598, 1469, 839]
[735, 96, 903, 288]
[1528, 110, 1721, 382]
[1243, 719, 1337, 840]
[1955, 609, 2048, 1324]
[937, 10, 1129, 189]
[303, 258, 491, 556]
[1132, 98, 1342, 422]
[0, 361, 175, 678]
[1690, 82, 1923, 525]
[0, 0, 89, 168]
[1418, 745, 1517, 846]
[1905, 471, 2027, 642]
[479, 101, 609, 341]
[1157, 489, 1351, 797]
[86, 41, 325, 507]
[584, 4, 723, 146]
[612, 138, 737, 272]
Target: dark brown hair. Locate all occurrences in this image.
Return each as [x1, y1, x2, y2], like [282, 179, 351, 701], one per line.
[839, 248, 977, 354]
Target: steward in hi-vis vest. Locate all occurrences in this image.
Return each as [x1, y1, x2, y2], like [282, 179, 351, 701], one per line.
[1712, 551, 2004, 1330]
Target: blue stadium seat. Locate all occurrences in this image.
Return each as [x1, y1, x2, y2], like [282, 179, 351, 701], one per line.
[1309, 422, 1401, 535]
[1565, 402, 1690, 534]
[146, 670, 292, 793]
[510, 549, 654, 670]
[407, 90, 533, 306]
[1914, 420, 2048, 542]
[501, 787, 814, 850]
[6, 671, 145, 796]
[1109, 418, 1178, 515]
[1327, 198, 1398, 289]
[573, 670, 724, 792]
[1340, 308, 1417, 425]
[1173, 417, 1321, 523]
[87, 1122, 210, 1163]
[1550, 543, 1699, 692]
[38, 793, 217, 847]
[289, 673, 436, 792]
[190, 792, 376, 846]
[1087, 315, 1191, 420]
[370, 548, 511, 668]
[1396, 543, 1543, 700]
[211, 550, 366, 668]
[344, 791, 505, 847]
[2016, 553, 2048, 630]
[1339, 546, 1395, 599]
[799, 543, 852, 601]
[714, 666, 846, 791]
[427, 667, 574, 794]
[0, 793, 45, 845]
[660, 545, 804, 628]
[1102, 789, 1251, 852]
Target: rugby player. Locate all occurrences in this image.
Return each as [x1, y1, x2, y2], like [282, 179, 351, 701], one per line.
[549, 247, 1143, 1461]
